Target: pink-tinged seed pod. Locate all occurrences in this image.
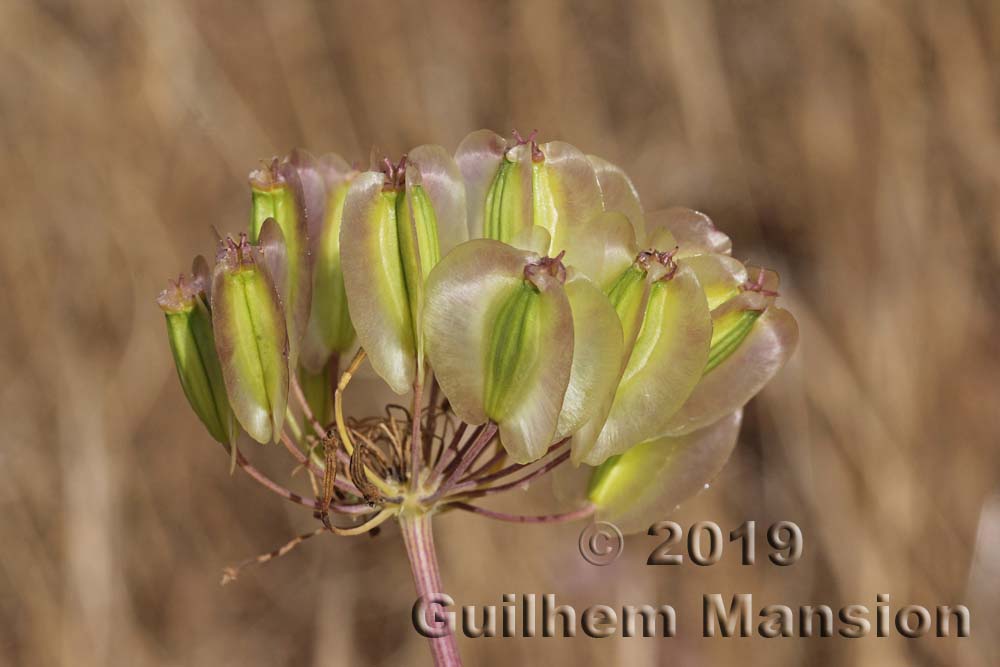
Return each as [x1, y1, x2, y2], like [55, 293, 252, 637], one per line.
[211, 233, 289, 444]
[298, 153, 359, 372]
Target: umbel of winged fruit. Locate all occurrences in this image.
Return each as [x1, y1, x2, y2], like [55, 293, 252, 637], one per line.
[156, 130, 797, 532]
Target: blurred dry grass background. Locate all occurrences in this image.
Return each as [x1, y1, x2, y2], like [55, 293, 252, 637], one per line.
[2, 0, 999, 665]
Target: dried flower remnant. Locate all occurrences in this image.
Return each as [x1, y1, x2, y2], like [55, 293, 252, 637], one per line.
[156, 129, 798, 667]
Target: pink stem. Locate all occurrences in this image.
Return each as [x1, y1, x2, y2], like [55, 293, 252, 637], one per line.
[442, 423, 486, 475]
[399, 513, 462, 666]
[471, 437, 569, 485]
[429, 422, 468, 482]
[279, 433, 362, 497]
[429, 423, 497, 501]
[448, 502, 595, 524]
[449, 450, 572, 498]
[233, 449, 364, 516]
[465, 442, 505, 479]
[410, 380, 424, 491]
[235, 451, 319, 510]
[290, 374, 328, 440]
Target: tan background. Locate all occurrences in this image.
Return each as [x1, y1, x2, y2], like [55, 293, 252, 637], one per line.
[2, 1, 999, 665]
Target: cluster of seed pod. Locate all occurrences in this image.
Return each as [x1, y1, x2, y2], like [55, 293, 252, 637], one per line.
[158, 129, 797, 534]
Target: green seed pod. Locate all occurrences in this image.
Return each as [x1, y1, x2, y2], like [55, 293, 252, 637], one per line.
[299, 154, 358, 372]
[340, 147, 467, 394]
[249, 158, 311, 370]
[455, 130, 603, 261]
[423, 240, 575, 463]
[157, 267, 236, 446]
[664, 266, 798, 436]
[584, 410, 743, 534]
[482, 148, 528, 244]
[396, 174, 440, 337]
[571, 249, 713, 466]
[340, 172, 413, 394]
[212, 234, 289, 444]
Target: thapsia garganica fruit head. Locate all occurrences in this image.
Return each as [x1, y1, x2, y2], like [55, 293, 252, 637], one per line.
[158, 131, 797, 529]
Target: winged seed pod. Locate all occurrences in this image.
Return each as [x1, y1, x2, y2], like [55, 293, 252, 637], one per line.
[455, 130, 604, 264]
[647, 207, 733, 258]
[249, 157, 311, 371]
[664, 265, 798, 435]
[422, 240, 621, 466]
[423, 240, 572, 463]
[573, 206, 732, 286]
[556, 410, 743, 535]
[211, 232, 289, 444]
[298, 153, 358, 372]
[157, 268, 236, 447]
[340, 148, 467, 394]
[571, 247, 713, 466]
[587, 154, 645, 241]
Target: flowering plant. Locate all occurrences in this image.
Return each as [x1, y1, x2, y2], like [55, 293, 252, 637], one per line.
[158, 130, 797, 666]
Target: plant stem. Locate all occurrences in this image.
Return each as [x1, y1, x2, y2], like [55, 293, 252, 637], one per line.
[410, 380, 423, 491]
[290, 375, 327, 439]
[450, 450, 572, 499]
[429, 422, 467, 481]
[428, 423, 497, 501]
[399, 512, 462, 667]
[228, 444, 363, 510]
[448, 502, 595, 524]
[472, 437, 569, 484]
